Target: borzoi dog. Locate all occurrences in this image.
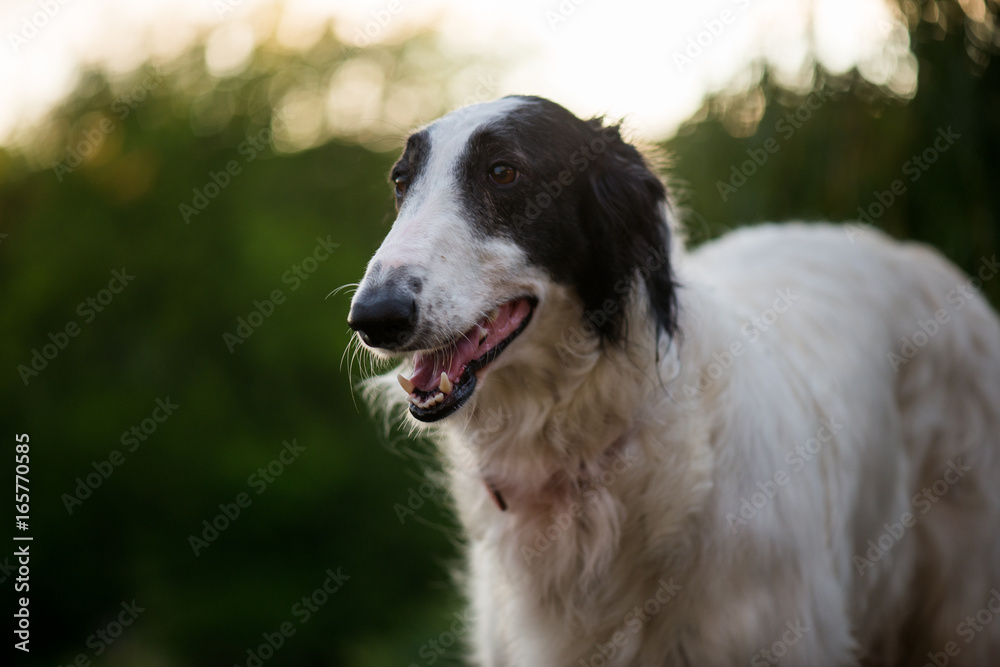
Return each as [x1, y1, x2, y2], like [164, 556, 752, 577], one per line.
[348, 95, 1000, 666]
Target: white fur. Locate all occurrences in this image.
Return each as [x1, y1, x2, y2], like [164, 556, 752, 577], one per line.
[353, 97, 532, 352]
[355, 102, 1000, 666]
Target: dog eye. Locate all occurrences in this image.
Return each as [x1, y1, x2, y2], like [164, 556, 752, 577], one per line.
[488, 164, 518, 186]
[393, 174, 409, 198]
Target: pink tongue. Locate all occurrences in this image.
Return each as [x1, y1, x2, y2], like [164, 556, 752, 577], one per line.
[411, 334, 481, 392]
[408, 298, 531, 393]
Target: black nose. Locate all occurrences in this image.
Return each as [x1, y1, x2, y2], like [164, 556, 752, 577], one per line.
[348, 273, 418, 349]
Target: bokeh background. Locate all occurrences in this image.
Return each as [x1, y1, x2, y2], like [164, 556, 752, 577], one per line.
[1, 0, 997, 664]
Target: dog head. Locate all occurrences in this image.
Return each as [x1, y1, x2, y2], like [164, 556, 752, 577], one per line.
[348, 95, 676, 422]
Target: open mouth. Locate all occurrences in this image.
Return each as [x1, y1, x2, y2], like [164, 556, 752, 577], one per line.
[397, 297, 536, 422]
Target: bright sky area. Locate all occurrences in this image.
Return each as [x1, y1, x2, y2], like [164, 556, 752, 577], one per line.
[0, 0, 914, 149]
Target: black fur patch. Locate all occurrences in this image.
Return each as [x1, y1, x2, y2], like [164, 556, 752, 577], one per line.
[454, 95, 677, 344]
[390, 130, 430, 211]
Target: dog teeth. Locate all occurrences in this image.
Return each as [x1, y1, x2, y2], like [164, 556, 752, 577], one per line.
[488, 307, 500, 320]
[439, 372, 452, 394]
[479, 326, 488, 343]
[410, 391, 446, 410]
[397, 374, 415, 394]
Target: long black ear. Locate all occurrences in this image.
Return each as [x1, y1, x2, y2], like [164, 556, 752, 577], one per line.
[577, 121, 677, 346]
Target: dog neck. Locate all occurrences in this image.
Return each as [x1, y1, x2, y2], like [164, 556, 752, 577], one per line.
[435, 278, 718, 623]
[443, 288, 666, 513]
[479, 430, 637, 513]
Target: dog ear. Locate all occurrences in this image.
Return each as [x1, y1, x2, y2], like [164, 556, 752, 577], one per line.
[578, 121, 677, 345]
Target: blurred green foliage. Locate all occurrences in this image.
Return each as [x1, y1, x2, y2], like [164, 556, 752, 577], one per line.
[0, 1, 997, 665]
[667, 2, 999, 296]
[1, 39, 467, 667]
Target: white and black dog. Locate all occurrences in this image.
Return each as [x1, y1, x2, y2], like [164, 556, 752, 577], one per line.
[348, 95, 1000, 666]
